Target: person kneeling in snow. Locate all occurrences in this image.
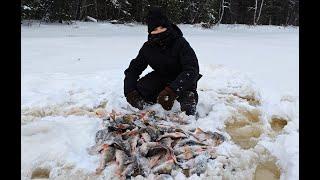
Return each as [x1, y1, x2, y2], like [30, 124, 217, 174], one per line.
[124, 7, 202, 115]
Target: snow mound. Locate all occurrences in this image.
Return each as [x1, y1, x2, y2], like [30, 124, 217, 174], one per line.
[21, 65, 298, 180]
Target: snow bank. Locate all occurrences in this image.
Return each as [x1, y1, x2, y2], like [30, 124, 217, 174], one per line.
[21, 116, 101, 179]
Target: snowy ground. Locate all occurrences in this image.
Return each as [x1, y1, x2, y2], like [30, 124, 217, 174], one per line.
[21, 22, 299, 180]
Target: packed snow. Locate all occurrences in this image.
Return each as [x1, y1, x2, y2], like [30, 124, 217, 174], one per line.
[21, 22, 298, 180]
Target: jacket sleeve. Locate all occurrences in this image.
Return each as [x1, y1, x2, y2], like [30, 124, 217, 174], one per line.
[124, 45, 148, 96]
[169, 38, 200, 96]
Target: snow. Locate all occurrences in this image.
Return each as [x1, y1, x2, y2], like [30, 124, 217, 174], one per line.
[22, 5, 31, 10]
[21, 116, 101, 178]
[86, 16, 98, 22]
[21, 22, 298, 180]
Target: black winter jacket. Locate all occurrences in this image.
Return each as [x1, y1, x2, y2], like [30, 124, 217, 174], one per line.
[124, 24, 201, 96]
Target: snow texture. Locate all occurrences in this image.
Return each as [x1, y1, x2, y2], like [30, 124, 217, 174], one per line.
[21, 22, 298, 180]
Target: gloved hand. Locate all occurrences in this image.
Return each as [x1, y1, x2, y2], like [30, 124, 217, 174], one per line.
[157, 86, 177, 110]
[126, 90, 146, 110]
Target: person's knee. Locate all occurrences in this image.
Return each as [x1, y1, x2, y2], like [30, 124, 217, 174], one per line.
[179, 91, 198, 115]
[180, 91, 198, 102]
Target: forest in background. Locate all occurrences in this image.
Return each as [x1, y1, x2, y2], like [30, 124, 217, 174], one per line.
[21, 0, 299, 27]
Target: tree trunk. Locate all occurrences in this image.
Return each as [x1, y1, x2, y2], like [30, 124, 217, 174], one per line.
[94, 0, 98, 18]
[218, 0, 221, 19]
[80, 0, 87, 20]
[217, 0, 225, 25]
[105, 1, 108, 20]
[253, 0, 257, 25]
[75, 0, 81, 20]
[256, 0, 264, 24]
[136, 1, 141, 22]
[269, 16, 272, 25]
[285, 5, 291, 26]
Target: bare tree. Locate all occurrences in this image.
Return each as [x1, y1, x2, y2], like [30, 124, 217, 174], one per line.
[217, 0, 230, 25]
[249, 0, 263, 25]
[256, 0, 264, 25]
[253, 0, 257, 25]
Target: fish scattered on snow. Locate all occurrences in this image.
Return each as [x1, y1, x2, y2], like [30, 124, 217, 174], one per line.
[95, 144, 115, 174]
[87, 110, 225, 178]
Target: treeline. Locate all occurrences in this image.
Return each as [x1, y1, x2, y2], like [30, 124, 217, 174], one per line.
[21, 0, 299, 26]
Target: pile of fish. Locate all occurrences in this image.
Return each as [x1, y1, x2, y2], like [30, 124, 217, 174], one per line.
[87, 110, 225, 179]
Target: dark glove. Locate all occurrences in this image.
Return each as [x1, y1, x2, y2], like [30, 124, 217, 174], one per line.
[126, 90, 146, 110]
[157, 86, 177, 111]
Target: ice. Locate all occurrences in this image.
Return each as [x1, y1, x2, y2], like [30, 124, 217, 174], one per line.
[254, 160, 281, 180]
[21, 22, 298, 180]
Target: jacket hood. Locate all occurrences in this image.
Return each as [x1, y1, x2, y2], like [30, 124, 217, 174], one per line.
[170, 23, 183, 37]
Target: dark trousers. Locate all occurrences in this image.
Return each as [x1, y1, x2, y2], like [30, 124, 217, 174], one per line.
[136, 71, 198, 115]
